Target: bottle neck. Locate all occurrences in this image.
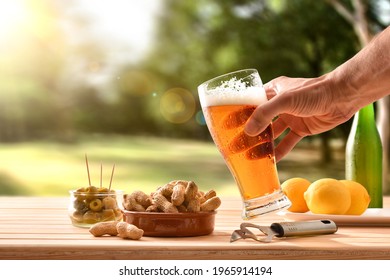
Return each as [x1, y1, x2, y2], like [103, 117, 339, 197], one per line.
[356, 103, 375, 122]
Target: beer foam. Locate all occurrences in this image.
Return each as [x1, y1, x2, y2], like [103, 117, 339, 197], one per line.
[199, 84, 267, 107]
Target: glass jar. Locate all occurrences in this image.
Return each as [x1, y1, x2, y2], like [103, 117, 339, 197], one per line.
[69, 187, 123, 228]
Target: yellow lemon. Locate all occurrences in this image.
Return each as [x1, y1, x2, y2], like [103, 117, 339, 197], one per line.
[304, 178, 351, 215]
[281, 177, 311, 213]
[340, 180, 370, 215]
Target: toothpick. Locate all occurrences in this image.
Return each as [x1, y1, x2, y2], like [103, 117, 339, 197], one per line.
[100, 163, 103, 188]
[85, 154, 91, 186]
[108, 164, 115, 191]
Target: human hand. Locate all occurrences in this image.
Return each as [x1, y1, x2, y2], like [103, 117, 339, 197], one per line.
[224, 107, 275, 160]
[244, 76, 356, 161]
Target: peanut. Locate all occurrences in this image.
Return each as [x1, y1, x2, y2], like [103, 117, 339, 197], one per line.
[187, 197, 201, 212]
[123, 191, 152, 211]
[176, 204, 187, 213]
[155, 183, 174, 199]
[169, 179, 188, 186]
[123, 180, 221, 213]
[201, 196, 221, 212]
[146, 204, 159, 212]
[89, 221, 119, 237]
[203, 189, 217, 200]
[116, 222, 144, 240]
[153, 193, 178, 213]
[197, 191, 206, 204]
[131, 190, 152, 208]
[123, 196, 146, 212]
[171, 181, 186, 206]
[184, 181, 198, 205]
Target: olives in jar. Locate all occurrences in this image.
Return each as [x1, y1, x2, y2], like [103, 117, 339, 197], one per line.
[69, 188, 123, 228]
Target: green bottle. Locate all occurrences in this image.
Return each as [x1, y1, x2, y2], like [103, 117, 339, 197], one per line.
[346, 103, 383, 208]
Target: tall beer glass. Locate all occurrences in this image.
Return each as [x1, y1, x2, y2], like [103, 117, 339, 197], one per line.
[198, 69, 291, 219]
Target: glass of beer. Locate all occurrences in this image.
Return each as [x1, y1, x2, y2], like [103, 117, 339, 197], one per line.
[197, 69, 291, 219]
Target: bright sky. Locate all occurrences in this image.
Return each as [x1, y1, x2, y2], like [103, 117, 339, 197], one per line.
[0, 0, 162, 62]
[61, 0, 164, 88]
[0, 1, 27, 38]
[70, 0, 162, 62]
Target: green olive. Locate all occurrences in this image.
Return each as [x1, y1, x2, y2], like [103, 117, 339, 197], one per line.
[71, 211, 84, 223]
[82, 211, 101, 224]
[86, 186, 98, 192]
[85, 186, 98, 200]
[102, 196, 117, 209]
[114, 208, 123, 220]
[89, 199, 103, 211]
[101, 209, 116, 221]
[74, 187, 87, 202]
[73, 200, 87, 212]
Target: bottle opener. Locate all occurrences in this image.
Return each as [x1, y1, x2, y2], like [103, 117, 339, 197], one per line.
[230, 220, 338, 243]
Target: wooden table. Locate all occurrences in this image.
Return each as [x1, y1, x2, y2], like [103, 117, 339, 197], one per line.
[1, 196, 390, 260]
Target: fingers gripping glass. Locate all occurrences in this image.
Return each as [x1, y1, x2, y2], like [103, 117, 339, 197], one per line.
[197, 69, 291, 219]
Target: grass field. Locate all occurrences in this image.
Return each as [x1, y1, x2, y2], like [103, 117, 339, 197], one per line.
[0, 135, 239, 196]
[0, 135, 346, 197]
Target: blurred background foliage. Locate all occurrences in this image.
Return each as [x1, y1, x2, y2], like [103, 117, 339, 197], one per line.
[0, 0, 389, 196]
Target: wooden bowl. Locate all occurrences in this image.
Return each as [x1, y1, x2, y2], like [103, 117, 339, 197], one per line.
[122, 210, 216, 237]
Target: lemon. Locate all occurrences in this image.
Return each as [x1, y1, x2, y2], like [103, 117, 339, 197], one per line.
[281, 177, 311, 213]
[340, 180, 370, 215]
[304, 178, 351, 215]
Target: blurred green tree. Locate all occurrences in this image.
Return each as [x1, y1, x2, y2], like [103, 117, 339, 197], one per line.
[142, 0, 359, 162]
[0, 0, 387, 158]
[0, 1, 65, 141]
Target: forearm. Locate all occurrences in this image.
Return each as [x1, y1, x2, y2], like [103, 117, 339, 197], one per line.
[329, 26, 390, 110]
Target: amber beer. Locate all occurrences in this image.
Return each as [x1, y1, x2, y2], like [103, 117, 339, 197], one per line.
[198, 69, 290, 219]
[203, 104, 279, 199]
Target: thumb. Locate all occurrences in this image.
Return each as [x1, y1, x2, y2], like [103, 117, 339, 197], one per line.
[244, 94, 288, 136]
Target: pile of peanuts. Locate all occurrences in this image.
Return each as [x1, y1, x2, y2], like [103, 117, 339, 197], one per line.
[88, 180, 221, 240]
[123, 180, 221, 213]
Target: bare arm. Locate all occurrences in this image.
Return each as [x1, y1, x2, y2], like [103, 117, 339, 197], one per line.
[331, 25, 390, 109]
[245, 26, 390, 161]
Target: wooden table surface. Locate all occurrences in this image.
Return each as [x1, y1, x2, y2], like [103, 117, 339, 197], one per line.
[1, 196, 390, 260]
